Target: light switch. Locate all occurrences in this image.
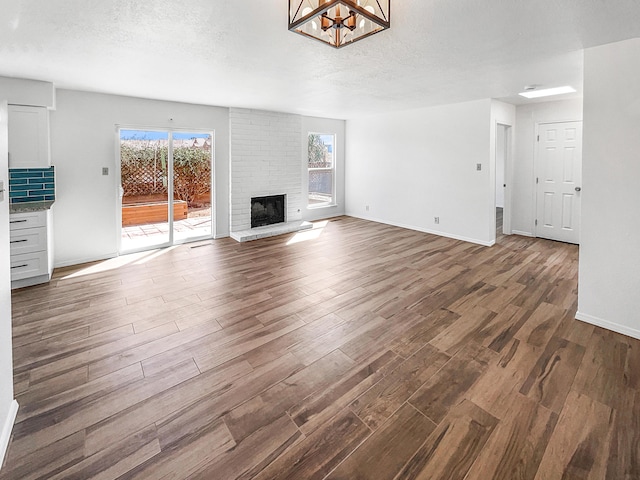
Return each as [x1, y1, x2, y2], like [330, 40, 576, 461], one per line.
[102, 167, 109, 175]
[476, 163, 482, 171]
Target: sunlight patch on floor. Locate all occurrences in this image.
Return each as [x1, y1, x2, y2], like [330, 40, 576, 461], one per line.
[61, 246, 179, 279]
[286, 220, 329, 245]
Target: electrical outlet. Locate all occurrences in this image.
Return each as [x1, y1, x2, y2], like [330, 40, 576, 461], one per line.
[434, 217, 440, 224]
[476, 163, 482, 171]
[365, 205, 369, 211]
[102, 167, 109, 175]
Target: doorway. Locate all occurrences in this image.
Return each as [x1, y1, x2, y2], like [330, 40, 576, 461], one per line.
[534, 121, 582, 244]
[118, 129, 213, 253]
[495, 123, 511, 240]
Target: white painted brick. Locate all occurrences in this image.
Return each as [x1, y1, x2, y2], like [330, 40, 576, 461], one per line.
[230, 108, 304, 231]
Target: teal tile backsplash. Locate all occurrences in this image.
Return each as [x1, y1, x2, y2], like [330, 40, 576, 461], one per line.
[8, 167, 55, 203]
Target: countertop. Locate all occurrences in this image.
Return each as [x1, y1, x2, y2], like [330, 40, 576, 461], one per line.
[9, 200, 55, 214]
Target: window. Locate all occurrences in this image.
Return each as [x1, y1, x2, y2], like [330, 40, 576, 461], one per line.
[308, 133, 335, 207]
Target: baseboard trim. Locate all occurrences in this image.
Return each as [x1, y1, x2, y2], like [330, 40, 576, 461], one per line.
[11, 273, 51, 290]
[576, 311, 640, 341]
[54, 252, 117, 269]
[511, 230, 534, 237]
[0, 400, 18, 467]
[346, 214, 494, 247]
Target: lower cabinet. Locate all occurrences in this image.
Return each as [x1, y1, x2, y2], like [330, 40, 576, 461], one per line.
[9, 210, 53, 288]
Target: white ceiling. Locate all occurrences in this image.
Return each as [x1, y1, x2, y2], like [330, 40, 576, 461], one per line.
[1, 0, 639, 119]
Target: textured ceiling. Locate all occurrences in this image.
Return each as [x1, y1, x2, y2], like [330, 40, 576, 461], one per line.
[1, 0, 639, 119]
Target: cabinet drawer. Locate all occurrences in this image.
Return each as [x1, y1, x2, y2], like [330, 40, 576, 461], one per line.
[9, 211, 47, 231]
[10, 251, 48, 281]
[10, 227, 47, 255]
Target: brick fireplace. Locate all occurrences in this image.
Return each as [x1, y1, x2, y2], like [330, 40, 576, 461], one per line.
[229, 108, 303, 233]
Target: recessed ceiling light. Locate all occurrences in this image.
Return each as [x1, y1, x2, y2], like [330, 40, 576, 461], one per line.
[518, 86, 576, 99]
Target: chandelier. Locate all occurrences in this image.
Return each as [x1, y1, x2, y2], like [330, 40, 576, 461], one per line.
[289, 0, 390, 49]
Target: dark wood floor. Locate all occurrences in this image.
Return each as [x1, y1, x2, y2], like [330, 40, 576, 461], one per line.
[2, 216, 639, 479]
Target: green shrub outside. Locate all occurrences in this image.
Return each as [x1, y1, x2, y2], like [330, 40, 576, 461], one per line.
[121, 144, 211, 207]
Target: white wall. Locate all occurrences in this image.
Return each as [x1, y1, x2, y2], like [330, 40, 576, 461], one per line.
[512, 99, 583, 235]
[345, 99, 496, 246]
[578, 38, 640, 339]
[301, 116, 346, 222]
[50, 90, 230, 267]
[0, 100, 18, 466]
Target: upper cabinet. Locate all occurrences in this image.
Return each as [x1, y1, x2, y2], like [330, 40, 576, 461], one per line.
[8, 105, 51, 169]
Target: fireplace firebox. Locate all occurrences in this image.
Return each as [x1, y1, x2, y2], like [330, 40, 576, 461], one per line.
[251, 195, 285, 228]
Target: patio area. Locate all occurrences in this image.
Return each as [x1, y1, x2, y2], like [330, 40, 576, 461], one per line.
[121, 211, 212, 251]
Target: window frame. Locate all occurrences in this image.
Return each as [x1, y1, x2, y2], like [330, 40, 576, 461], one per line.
[307, 132, 336, 209]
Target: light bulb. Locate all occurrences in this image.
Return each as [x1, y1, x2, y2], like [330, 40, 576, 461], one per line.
[346, 12, 356, 29]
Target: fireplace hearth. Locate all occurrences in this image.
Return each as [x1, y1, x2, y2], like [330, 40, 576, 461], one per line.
[251, 195, 285, 228]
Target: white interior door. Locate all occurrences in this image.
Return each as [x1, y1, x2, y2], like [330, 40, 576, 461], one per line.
[535, 121, 582, 244]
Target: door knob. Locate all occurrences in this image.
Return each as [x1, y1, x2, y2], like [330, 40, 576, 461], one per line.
[575, 187, 582, 192]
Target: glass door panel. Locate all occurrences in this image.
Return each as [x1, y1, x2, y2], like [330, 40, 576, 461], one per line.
[120, 129, 171, 252]
[172, 132, 213, 243]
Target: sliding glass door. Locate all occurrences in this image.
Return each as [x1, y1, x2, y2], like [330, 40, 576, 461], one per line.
[119, 129, 213, 253]
[172, 132, 212, 243]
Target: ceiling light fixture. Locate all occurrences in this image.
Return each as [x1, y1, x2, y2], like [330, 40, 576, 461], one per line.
[289, 0, 390, 49]
[518, 86, 576, 99]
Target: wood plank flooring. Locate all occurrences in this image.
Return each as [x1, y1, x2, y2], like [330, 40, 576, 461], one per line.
[2, 216, 639, 479]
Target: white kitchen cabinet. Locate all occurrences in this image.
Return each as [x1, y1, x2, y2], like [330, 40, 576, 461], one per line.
[9, 209, 54, 288]
[8, 105, 51, 169]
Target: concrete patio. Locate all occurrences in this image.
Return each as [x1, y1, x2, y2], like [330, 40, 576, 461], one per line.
[121, 214, 212, 251]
